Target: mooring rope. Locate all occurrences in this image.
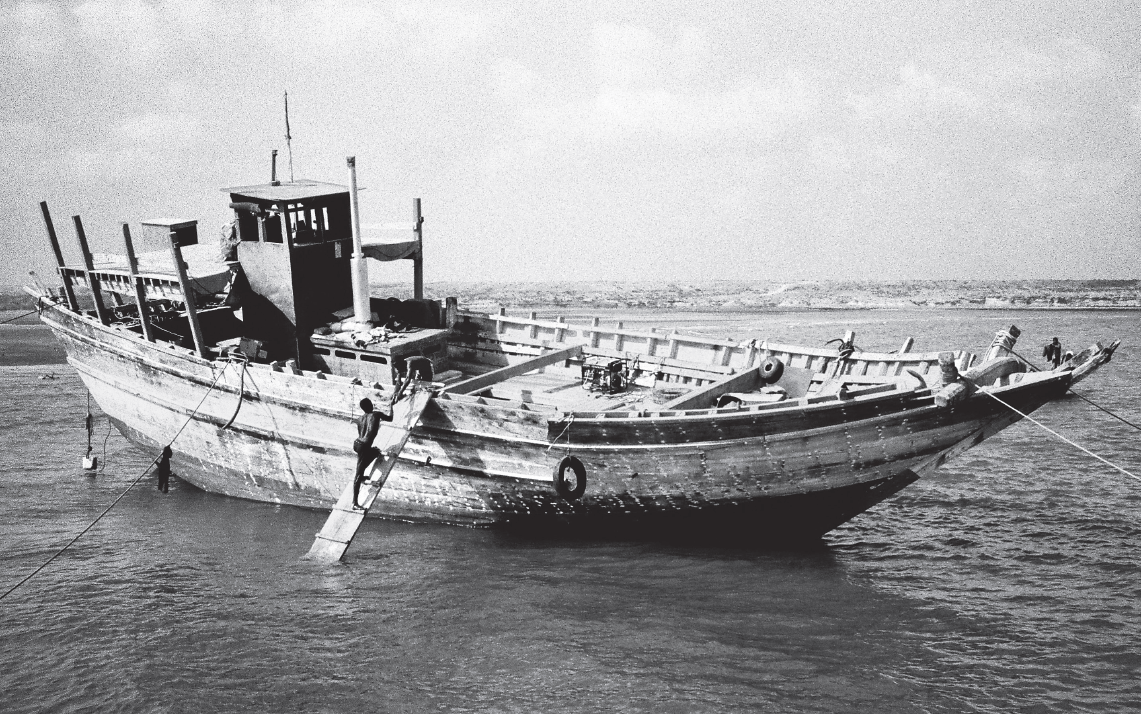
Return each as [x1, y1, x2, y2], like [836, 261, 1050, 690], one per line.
[0, 362, 231, 602]
[0, 309, 39, 325]
[221, 354, 248, 430]
[996, 349, 1140, 432]
[979, 389, 1140, 483]
[1007, 348, 1042, 372]
[546, 413, 575, 452]
[1066, 390, 1141, 433]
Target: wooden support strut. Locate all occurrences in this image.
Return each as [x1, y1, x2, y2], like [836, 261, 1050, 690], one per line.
[72, 215, 110, 325]
[39, 202, 79, 312]
[167, 232, 208, 358]
[121, 223, 154, 342]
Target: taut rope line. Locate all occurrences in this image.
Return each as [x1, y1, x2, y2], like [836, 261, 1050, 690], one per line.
[980, 389, 1140, 483]
[0, 362, 231, 602]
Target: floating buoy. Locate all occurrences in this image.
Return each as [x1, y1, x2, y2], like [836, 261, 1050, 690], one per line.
[82, 454, 98, 471]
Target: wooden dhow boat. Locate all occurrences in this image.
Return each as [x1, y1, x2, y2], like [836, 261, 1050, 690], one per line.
[25, 159, 1120, 542]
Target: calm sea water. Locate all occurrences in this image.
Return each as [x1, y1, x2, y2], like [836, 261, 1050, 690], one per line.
[1, 309, 1139, 713]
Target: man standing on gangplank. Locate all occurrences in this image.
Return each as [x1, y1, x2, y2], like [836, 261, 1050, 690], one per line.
[353, 397, 392, 510]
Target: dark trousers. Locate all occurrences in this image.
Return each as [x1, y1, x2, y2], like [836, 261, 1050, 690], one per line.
[353, 446, 380, 506]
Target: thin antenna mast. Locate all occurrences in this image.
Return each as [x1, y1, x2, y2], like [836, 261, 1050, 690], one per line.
[284, 91, 294, 183]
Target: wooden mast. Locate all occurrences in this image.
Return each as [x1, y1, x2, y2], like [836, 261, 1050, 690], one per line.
[72, 215, 109, 325]
[39, 202, 79, 312]
[121, 223, 154, 342]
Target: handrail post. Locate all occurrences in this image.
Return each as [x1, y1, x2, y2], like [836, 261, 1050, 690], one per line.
[72, 215, 109, 324]
[168, 232, 208, 357]
[39, 202, 79, 311]
[121, 223, 154, 342]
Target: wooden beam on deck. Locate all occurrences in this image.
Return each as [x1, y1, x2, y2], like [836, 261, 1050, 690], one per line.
[660, 365, 762, 411]
[443, 344, 583, 395]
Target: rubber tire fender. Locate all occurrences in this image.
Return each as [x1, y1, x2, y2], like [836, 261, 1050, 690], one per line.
[759, 356, 785, 384]
[553, 455, 587, 500]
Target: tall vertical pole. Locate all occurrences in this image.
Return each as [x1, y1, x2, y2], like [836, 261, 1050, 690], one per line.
[121, 223, 154, 342]
[168, 233, 208, 358]
[39, 202, 79, 312]
[412, 198, 424, 300]
[347, 156, 371, 325]
[72, 215, 109, 325]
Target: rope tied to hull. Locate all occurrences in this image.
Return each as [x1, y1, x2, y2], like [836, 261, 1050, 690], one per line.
[0, 361, 231, 602]
[979, 389, 1141, 483]
[546, 413, 575, 453]
[996, 348, 1140, 433]
[0, 308, 40, 325]
[220, 352, 249, 430]
[1066, 390, 1141, 433]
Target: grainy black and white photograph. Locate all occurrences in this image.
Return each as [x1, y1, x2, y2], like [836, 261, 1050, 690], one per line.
[2, 2, 1139, 712]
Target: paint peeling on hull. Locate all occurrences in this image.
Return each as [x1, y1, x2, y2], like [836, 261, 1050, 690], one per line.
[35, 298, 1082, 541]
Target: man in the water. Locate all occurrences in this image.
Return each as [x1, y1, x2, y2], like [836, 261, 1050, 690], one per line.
[352, 397, 391, 509]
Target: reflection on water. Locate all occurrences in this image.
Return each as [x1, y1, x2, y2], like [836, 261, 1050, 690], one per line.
[1, 309, 1139, 713]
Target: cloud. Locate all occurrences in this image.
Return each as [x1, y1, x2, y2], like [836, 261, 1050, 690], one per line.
[583, 75, 818, 138]
[496, 23, 818, 142]
[0, 2, 69, 58]
[121, 111, 202, 144]
[72, 0, 165, 66]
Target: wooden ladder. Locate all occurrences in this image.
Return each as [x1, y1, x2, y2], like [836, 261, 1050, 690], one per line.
[304, 384, 434, 562]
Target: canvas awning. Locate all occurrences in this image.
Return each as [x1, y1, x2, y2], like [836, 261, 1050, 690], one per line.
[360, 224, 420, 262]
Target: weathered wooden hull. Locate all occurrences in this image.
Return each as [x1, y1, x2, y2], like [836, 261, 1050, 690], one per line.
[36, 297, 1077, 541]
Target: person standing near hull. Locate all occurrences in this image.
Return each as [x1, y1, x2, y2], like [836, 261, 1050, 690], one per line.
[352, 398, 391, 510]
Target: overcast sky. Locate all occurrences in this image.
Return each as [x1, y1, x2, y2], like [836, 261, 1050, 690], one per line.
[2, 0, 1138, 289]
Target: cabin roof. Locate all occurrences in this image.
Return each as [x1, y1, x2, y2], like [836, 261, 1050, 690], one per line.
[222, 179, 348, 203]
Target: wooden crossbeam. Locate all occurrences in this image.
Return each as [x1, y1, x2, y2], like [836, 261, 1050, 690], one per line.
[443, 344, 582, 395]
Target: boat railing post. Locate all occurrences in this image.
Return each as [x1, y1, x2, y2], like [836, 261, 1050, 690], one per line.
[121, 223, 154, 342]
[167, 231, 208, 358]
[39, 202, 80, 312]
[413, 198, 424, 301]
[72, 215, 110, 325]
[445, 297, 458, 329]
